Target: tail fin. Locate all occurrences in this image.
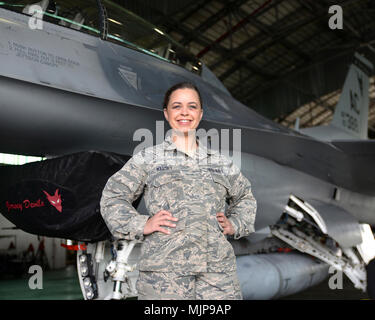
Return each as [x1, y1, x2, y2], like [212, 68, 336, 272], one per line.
[331, 53, 373, 139]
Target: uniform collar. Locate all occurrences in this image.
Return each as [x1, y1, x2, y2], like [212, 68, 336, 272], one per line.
[163, 133, 215, 159]
[163, 134, 177, 151]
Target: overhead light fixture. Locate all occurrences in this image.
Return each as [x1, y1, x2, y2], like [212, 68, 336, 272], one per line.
[108, 18, 122, 26]
[154, 28, 164, 35]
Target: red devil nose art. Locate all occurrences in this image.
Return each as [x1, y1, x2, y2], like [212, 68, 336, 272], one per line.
[43, 189, 62, 212]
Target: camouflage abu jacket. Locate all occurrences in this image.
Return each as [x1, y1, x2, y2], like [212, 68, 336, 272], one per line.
[100, 134, 257, 273]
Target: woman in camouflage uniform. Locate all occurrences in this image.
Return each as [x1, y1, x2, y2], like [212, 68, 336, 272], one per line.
[100, 82, 257, 300]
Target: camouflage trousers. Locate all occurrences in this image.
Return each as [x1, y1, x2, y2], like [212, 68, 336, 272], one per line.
[136, 270, 242, 300]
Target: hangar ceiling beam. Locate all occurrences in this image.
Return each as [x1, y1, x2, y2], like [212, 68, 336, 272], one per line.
[219, 58, 273, 82]
[155, 0, 214, 27]
[218, 1, 312, 82]
[237, 3, 311, 59]
[207, 5, 311, 72]
[150, 5, 272, 80]
[228, 28, 323, 98]
[298, 0, 362, 42]
[238, 45, 358, 105]
[146, 6, 235, 61]
[179, 0, 251, 47]
[196, 0, 274, 58]
[214, 0, 366, 102]
[246, 17, 311, 61]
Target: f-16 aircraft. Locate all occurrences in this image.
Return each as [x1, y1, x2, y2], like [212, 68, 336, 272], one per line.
[0, 0, 374, 300]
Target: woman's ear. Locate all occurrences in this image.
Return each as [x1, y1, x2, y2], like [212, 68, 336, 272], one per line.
[163, 108, 169, 122]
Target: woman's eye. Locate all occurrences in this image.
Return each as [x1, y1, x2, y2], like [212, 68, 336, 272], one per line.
[189, 105, 197, 109]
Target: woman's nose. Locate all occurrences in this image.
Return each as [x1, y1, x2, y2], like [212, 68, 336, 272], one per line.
[179, 105, 189, 115]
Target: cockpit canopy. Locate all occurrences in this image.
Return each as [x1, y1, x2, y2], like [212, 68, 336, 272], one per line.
[1, 0, 202, 75]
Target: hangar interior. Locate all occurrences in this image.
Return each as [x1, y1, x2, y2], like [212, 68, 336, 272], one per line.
[116, 0, 375, 137]
[0, 0, 374, 301]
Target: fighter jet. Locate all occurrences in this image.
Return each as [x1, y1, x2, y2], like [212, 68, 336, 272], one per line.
[0, 1, 374, 300]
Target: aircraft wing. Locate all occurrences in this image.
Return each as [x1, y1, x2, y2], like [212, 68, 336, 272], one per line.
[331, 139, 375, 157]
[330, 140, 375, 195]
[199, 119, 375, 197]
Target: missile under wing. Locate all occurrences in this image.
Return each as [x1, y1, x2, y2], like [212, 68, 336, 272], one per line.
[0, 1, 375, 300]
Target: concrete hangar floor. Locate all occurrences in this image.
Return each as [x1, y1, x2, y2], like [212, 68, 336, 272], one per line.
[0, 265, 370, 300]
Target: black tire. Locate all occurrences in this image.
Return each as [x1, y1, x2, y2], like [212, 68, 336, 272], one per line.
[366, 258, 375, 299]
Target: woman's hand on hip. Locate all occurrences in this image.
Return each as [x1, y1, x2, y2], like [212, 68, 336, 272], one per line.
[143, 210, 178, 235]
[216, 212, 235, 236]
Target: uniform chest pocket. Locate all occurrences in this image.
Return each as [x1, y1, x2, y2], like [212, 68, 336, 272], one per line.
[148, 170, 182, 187]
[146, 170, 186, 232]
[211, 173, 230, 191]
[210, 173, 230, 213]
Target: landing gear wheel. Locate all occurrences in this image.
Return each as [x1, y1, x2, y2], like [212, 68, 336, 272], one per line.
[366, 258, 375, 299]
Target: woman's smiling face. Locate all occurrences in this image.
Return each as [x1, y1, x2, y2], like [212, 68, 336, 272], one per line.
[163, 88, 203, 133]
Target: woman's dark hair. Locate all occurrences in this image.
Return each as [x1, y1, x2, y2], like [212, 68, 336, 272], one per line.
[163, 82, 203, 109]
